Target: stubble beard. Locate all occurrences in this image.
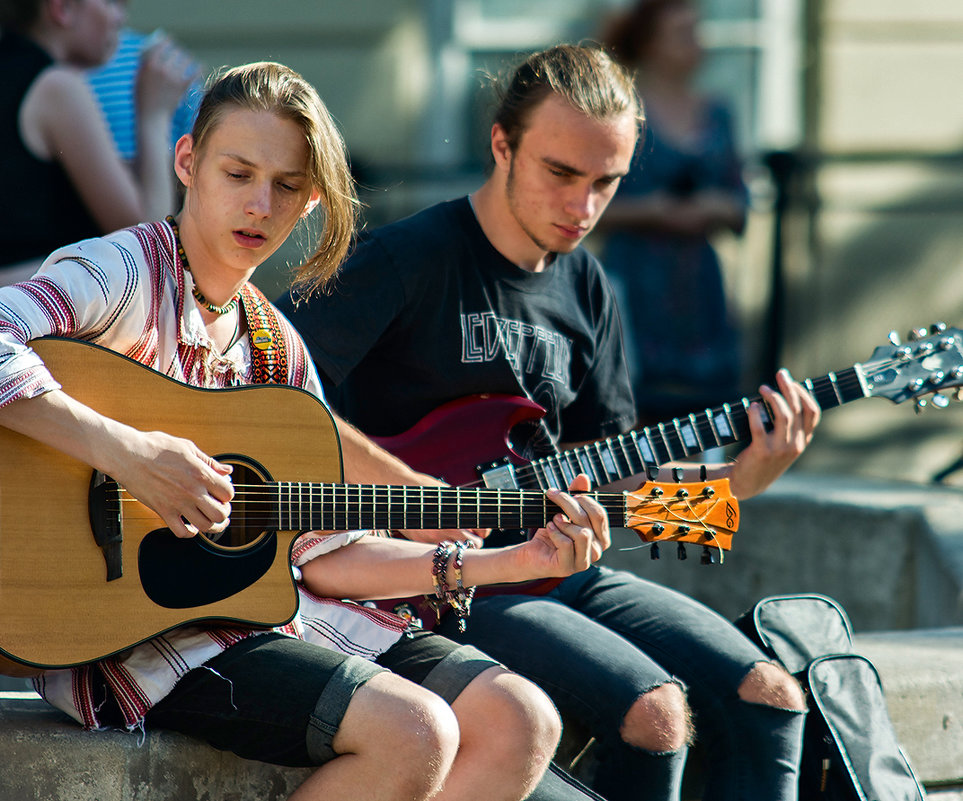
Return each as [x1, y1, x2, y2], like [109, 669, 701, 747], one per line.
[505, 157, 556, 256]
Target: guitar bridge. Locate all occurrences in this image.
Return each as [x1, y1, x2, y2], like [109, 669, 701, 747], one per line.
[89, 470, 123, 581]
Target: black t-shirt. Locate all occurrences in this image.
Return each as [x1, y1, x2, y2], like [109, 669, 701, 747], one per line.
[276, 197, 636, 457]
[0, 33, 100, 268]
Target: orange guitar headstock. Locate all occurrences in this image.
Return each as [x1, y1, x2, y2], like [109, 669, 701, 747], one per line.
[624, 478, 738, 559]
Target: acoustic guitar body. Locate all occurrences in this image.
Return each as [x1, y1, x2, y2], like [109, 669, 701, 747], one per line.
[0, 338, 342, 675]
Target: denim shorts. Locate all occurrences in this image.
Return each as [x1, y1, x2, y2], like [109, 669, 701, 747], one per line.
[143, 629, 499, 767]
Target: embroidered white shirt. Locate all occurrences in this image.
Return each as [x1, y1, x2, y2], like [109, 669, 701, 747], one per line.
[0, 221, 408, 729]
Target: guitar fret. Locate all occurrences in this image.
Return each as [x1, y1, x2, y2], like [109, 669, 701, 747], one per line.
[808, 376, 834, 409]
[345, 484, 354, 529]
[593, 446, 611, 483]
[729, 402, 750, 442]
[739, 398, 754, 435]
[297, 482, 305, 529]
[676, 419, 694, 452]
[654, 423, 677, 462]
[279, 481, 287, 529]
[528, 459, 546, 490]
[594, 442, 617, 483]
[384, 485, 391, 529]
[695, 411, 719, 448]
[558, 455, 576, 487]
[622, 433, 646, 474]
[575, 449, 591, 482]
[679, 415, 703, 452]
[715, 405, 735, 442]
[634, 429, 660, 466]
[537, 459, 557, 489]
[370, 484, 379, 528]
[829, 372, 844, 406]
[358, 484, 367, 529]
[649, 427, 671, 464]
[307, 481, 314, 530]
[834, 368, 866, 404]
[298, 482, 306, 531]
[577, 448, 603, 486]
[547, 457, 566, 489]
[569, 452, 584, 483]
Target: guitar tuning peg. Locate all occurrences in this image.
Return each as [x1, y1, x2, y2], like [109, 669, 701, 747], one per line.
[650, 543, 660, 560]
[932, 393, 950, 409]
[677, 543, 687, 561]
[914, 398, 928, 414]
[672, 467, 684, 482]
[701, 546, 715, 565]
[931, 322, 948, 334]
[675, 488, 690, 498]
[888, 330, 901, 346]
[701, 486, 716, 497]
[699, 464, 708, 481]
[955, 388, 963, 402]
[646, 464, 659, 481]
[907, 327, 928, 341]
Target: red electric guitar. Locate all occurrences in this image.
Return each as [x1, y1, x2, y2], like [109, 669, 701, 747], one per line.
[366, 323, 963, 625]
[373, 324, 963, 492]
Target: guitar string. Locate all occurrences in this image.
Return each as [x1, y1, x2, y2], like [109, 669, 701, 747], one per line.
[474, 354, 921, 490]
[104, 505, 726, 547]
[110, 488, 728, 547]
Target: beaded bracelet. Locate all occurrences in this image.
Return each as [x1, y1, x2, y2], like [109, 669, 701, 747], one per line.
[427, 540, 477, 631]
[449, 540, 477, 632]
[427, 541, 456, 623]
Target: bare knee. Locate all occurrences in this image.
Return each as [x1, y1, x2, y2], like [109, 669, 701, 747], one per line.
[738, 661, 807, 712]
[334, 672, 460, 796]
[456, 667, 562, 764]
[620, 682, 691, 753]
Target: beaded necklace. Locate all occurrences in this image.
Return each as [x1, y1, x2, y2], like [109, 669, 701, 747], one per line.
[166, 215, 239, 315]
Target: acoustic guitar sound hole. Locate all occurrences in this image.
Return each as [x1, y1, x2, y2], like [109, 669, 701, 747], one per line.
[138, 454, 280, 609]
[199, 456, 271, 551]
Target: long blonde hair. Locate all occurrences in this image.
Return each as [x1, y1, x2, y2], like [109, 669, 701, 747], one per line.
[191, 62, 359, 294]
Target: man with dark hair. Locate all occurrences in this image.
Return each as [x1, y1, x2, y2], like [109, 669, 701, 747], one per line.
[278, 44, 819, 801]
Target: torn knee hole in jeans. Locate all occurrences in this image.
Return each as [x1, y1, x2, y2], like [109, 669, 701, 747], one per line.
[738, 661, 807, 712]
[621, 681, 692, 752]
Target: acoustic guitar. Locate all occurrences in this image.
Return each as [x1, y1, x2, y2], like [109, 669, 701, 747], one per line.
[0, 337, 738, 676]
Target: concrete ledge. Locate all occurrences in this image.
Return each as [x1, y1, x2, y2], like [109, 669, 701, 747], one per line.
[3, 626, 962, 801]
[0, 693, 311, 801]
[856, 627, 963, 792]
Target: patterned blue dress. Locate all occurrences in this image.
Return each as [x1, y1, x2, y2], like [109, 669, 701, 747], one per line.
[603, 98, 747, 421]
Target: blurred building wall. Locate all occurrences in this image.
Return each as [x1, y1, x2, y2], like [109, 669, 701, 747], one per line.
[125, 0, 963, 483]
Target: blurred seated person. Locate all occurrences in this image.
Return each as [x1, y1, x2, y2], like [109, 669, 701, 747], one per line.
[0, 0, 196, 284]
[598, 0, 748, 424]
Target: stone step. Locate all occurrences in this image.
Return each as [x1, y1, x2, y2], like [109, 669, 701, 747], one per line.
[2, 626, 961, 799]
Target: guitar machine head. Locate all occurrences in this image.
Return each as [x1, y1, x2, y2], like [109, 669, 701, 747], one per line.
[862, 322, 963, 413]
